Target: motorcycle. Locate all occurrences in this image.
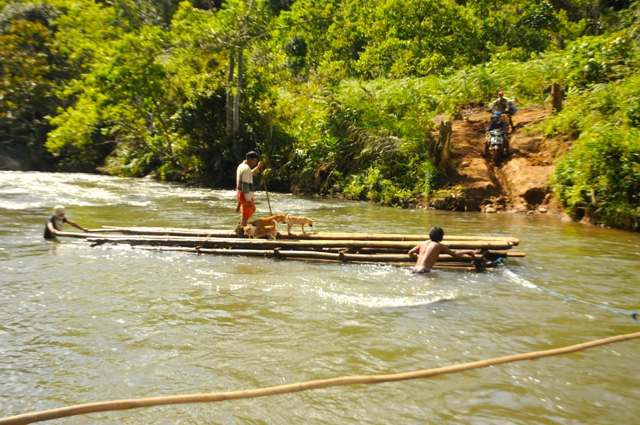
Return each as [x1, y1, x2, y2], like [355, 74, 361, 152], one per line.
[486, 129, 507, 165]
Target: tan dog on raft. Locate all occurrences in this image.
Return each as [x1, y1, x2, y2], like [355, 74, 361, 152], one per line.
[286, 214, 314, 234]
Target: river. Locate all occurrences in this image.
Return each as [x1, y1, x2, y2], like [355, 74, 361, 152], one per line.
[1, 171, 639, 424]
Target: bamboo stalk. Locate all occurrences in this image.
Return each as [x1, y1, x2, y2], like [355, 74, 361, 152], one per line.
[132, 246, 483, 264]
[136, 245, 486, 269]
[85, 236, 514, 251]
[283, 233, 520, 245]
[93, 227, 519, 245]
[54, 232, 91, 239]
[94, 227, 236, 237]
[351, 248, 525, 257]
[2, 332, 638, 425]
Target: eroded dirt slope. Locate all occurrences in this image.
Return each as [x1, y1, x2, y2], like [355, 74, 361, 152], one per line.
[447, 107, 571, 213]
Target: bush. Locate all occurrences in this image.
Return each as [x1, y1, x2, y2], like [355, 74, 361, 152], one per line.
[564, 32, 635, 88]
[552, 127, 640, 230]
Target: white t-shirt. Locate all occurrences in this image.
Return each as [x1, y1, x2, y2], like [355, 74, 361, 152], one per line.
[236, 161, 255, 201]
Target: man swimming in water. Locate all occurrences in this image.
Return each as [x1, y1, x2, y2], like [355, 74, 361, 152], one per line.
[408, 226, 476, 273]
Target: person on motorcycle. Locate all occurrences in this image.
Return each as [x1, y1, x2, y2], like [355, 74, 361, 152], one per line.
[485, 113, 509, 156]
[490, 91, 516, 132]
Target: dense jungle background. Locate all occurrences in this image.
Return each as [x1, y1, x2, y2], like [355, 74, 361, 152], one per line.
[1, 0, 639, 230]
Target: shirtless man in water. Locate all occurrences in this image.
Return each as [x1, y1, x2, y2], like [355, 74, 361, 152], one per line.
[408, 226, 476, 273]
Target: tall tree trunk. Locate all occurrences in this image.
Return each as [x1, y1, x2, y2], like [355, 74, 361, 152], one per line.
[551, 82, 564, 114]
[226, 51, 235, 141]
[426, 119, 454, 177]
[231, 0, 255, 161]
[437, 119, 453, 177]
[234, 49, 244, 159]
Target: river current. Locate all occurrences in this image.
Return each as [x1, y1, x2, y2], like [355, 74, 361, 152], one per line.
[1, 171, 639, 424]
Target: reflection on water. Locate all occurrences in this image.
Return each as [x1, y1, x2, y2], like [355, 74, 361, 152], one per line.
[1, 171, 639, 424]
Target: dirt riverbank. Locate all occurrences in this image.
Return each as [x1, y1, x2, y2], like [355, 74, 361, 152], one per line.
[424, 107, 573, 214]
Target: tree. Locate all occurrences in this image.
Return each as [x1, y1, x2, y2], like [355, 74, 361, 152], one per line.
[0, 15, 61, 170]
[49, 26, 180, 177]
[173, 0, 273, 162]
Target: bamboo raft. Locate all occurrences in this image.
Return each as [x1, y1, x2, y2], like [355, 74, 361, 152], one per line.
[57, 227, 525, 271]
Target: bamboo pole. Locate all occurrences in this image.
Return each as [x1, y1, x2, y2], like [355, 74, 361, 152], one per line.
[270, 233, 519, 245]
[92, 227, 519, 245]
[2, 332, 638, 425]
[132, 246, 485, 264]
[93, 227, 236, 238]
[132, 246, 489, 269]
[262, 175, 273, 216]
[105, 229, 235, 237]
[350, 248, 525, 257]
[54, 231, 91, 239]
[84, 236, 514, 251]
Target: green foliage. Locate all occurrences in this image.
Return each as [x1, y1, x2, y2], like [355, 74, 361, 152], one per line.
[271, 77, 441, 205]
[552, 127, 640, 230]
[0, 4, 67, 170]
[353, 0, 482, 77]
[541, 43, 640, 230]
[49, 25, 180, 177]
[542, 71, 640, 138]
[342, 167, 414, 207]
[47, 0, 279, 182]
[276, 0, 583, 80]
[428, 185, 465, 210]
[0, 1, 61, 32]
[564, 32, 634, 87]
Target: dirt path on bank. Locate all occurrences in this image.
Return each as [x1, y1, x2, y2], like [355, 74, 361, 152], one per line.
[443, 107, 572, 213]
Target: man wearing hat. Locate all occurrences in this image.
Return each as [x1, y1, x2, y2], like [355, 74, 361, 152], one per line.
[236, 151, 264, 226]
[491, 91, 508, 113]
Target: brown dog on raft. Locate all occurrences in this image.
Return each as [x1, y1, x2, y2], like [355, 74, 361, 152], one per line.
[243, 214, 286, 240]
[249, 214, 287, 227]
[244, 219, 278, 239]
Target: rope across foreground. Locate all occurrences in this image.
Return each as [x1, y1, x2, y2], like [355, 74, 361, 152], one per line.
[2, 331, 639, 425]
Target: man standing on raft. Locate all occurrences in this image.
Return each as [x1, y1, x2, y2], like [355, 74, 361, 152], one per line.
[236, 151, 264, 227]
[409, 226, 476, 273]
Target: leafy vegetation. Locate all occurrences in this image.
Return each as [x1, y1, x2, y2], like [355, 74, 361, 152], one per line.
[2, 0, 640, 229]
[552, 128, 640, 230]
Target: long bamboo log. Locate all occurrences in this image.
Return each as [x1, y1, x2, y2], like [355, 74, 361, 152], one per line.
[93, 227, 236, 237]
[55, 231, 91, 239]
[282, 233, 519, 244]
[353, 248, 525, 257]
[93, 227, 519, 245]
[131, 246, 485, 263]
[84, 236, 514, 251]
[2, 332, 638, 425]
[132, 246, 490, 269]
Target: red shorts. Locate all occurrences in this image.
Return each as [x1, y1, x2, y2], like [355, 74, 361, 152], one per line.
[237, 191, 255, 218]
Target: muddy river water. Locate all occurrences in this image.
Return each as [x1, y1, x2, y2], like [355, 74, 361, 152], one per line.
[1, 171, 639, 424]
